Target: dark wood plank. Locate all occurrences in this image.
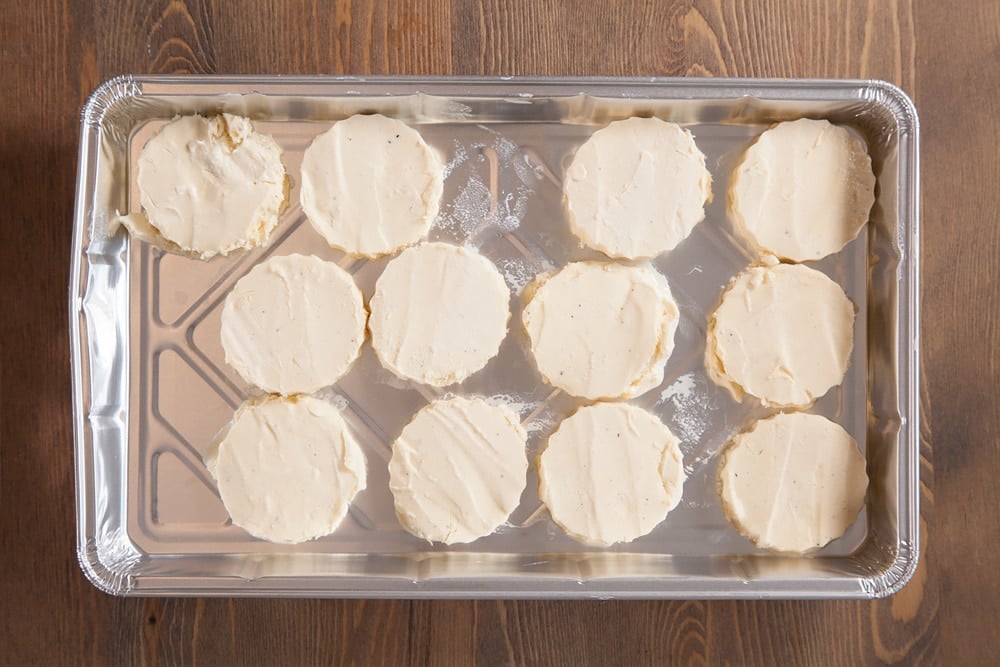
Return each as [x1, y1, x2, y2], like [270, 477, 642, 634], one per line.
[913, 1, 1000, 665]
[95, 0, 217, 75]
[3, 0, 998, 664]
[1, 0, 103, 664]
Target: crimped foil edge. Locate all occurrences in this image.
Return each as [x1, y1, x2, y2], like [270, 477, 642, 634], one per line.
[81, 74, 141, 129]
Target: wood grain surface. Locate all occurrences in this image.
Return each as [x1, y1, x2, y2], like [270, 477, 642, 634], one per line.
[1, 0, 997, 664]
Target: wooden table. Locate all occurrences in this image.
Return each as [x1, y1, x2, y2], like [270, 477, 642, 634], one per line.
[2, 1, 997, 664]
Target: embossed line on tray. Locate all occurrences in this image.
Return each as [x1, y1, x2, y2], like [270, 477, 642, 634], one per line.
[150, 347, 234, 462]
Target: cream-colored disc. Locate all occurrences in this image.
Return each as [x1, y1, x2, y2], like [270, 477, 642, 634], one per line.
[729, 118, 876, 262]
[369, 242, 510, 387]
[389, 397, 527, 544]
[522, 261, 679, 400]
[122, 114, 287, 259]
[718, 412, 868, 553]
[563, 116, 712, 259]
[538, 402, 686, 547]
[205, 395, 367, 544]
[706, 262, 855, 408]
[221, 254, 366, 395]
[300, 114, 443, 258]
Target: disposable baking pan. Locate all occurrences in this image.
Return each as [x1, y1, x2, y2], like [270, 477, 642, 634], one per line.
[70, 75, 919, 598]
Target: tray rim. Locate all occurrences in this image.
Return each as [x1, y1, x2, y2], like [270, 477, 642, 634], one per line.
[70, 74, 920, 599]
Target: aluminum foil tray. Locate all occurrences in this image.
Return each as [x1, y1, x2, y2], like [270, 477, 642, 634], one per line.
[70, 76, 919, 598]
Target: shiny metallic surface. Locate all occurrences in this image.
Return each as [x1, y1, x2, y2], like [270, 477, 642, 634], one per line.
[71, 76, 919, 598]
